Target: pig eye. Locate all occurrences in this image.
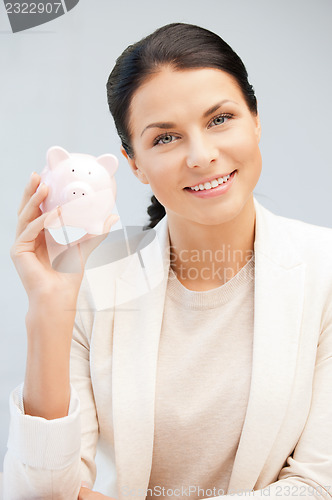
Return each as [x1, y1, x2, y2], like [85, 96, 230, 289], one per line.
[88, 171, 91, 175]
[72, 169, 75, 172]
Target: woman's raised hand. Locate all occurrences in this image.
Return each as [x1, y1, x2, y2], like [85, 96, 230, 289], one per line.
[11, 171, 119, 420]
[11, 172, 118, 304]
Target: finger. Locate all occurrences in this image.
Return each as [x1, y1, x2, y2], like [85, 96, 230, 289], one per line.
[16, 183, 49, 239]
[17, 172, 41, 216]
[13, 211, 51, 254]
[40, 213, 120, 275]
[76, 214, 120, 263]
[103, 214, 120, 233]
[78, 486, 91, 499]
[78, 486, 112, 499]
[10, 212, 50, 281]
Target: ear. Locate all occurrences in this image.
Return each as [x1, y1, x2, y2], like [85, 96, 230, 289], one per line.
[47, 146, 70, 170]
[97, 154, 118, 177]
[254, 110, 262, 143]
[120, 146, 149, 185]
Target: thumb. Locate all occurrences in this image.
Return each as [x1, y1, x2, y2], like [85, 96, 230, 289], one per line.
[103, 214, 120, 234]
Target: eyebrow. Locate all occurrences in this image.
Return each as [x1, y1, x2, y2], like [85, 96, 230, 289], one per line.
[140, 99, 238, 137]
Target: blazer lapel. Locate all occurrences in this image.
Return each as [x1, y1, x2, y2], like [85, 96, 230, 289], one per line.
[226, 198, 306, 493]
[111, 217, 171, 500]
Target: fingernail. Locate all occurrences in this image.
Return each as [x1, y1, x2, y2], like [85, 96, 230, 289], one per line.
[81, 481, 90, 488]
[30, 172, 36, 179]
[36, 182, 45, 193]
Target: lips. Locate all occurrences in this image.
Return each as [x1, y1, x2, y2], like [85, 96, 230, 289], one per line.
[185, 169, 237, 198]
[185, 170, 237, 189]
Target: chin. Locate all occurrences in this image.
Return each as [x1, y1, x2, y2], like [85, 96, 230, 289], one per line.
[185, 213, 234, 227]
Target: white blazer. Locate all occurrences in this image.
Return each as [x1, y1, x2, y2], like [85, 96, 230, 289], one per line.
[3, 197, 332, 500]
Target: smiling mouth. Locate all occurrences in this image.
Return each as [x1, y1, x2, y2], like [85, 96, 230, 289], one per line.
[184, 170, 237, 191]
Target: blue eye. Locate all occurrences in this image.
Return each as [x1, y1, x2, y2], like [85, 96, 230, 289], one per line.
[213, 116, 226, 125]
[160, 134, 173, 144]
[153, 133, 178, 146]
[210, 113, 233, 127]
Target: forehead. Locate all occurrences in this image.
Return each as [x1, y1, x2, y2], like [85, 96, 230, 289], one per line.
[128, 67, 244, 133]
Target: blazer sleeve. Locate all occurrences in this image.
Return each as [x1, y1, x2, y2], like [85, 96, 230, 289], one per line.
[202, 300, 332, 500]
[2, 274, 99, 500]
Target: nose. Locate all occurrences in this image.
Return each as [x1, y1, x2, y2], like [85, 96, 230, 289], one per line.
[63, 182, 93, 202]
[185, 133, 219, 169]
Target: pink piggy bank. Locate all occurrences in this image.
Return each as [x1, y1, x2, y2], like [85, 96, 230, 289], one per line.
[40, 146, 119, 244]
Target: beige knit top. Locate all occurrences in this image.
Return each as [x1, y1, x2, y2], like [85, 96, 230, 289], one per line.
[147, 254, 255, 500]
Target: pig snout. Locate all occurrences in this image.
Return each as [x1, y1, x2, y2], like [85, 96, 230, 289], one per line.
[62, 182, 94, 202]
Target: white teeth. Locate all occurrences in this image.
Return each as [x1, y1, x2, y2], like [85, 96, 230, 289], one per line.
[190, 173, 232, 191]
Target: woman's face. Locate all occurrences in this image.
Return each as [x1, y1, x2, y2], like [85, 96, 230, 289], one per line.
[122, 66, 262, 227]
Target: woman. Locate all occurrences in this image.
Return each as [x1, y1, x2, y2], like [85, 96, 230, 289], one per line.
[3, 23, 332, 500]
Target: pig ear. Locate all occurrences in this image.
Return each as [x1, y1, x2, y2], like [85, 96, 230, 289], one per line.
[97, 154, 118, 177]
[47, 146, 70, 170]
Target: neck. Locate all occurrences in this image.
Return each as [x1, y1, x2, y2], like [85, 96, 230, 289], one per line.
[166, 196, 256, 291]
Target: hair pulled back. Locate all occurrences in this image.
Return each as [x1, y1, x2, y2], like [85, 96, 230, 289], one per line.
[106, 23, 257, 229]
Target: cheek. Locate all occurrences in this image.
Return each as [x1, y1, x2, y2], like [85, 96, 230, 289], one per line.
[224, 128, 260, 163]
[141, 151, 179, 183]
[142, 157, 183, 208]
[140, 159, 172, 194]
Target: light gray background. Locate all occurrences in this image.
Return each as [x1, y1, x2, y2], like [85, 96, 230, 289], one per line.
[1, 0, 331, 481]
